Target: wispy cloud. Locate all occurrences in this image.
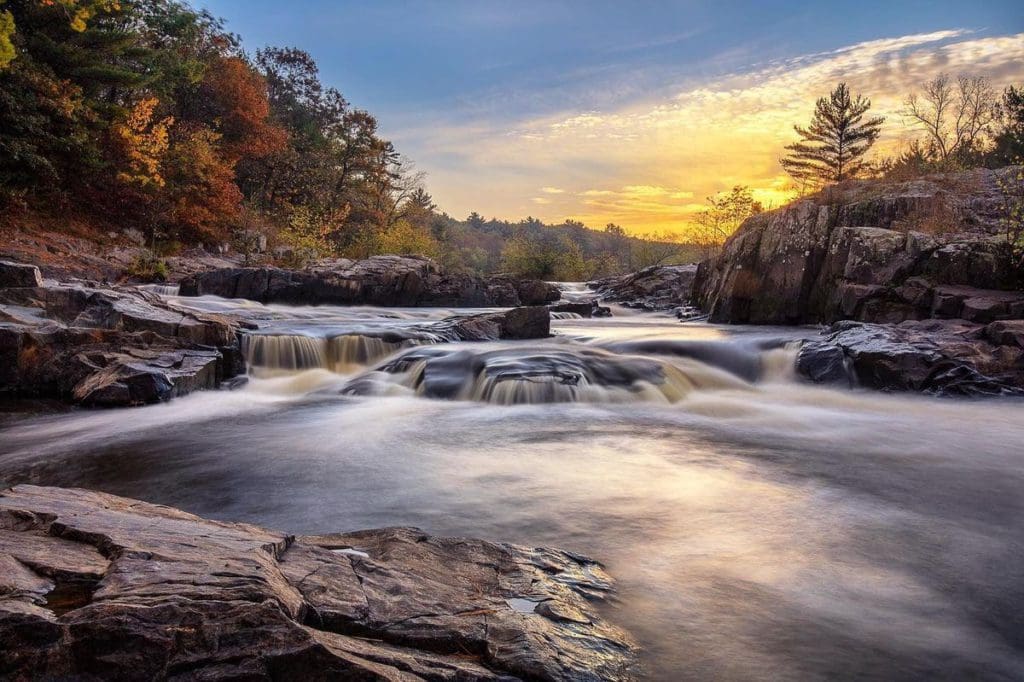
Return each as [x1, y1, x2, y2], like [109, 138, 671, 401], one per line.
[403, 31, 1024, 233]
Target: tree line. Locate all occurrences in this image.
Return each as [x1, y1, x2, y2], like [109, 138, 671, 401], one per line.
[0, 0, 431, 260]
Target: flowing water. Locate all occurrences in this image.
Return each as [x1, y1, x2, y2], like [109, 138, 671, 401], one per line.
[2, 288, 1024, 680]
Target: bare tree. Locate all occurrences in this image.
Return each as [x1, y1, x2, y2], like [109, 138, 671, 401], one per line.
[903, 74, 998, 163]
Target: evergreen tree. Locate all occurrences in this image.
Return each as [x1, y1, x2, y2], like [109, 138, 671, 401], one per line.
[781, 83, 883, 186]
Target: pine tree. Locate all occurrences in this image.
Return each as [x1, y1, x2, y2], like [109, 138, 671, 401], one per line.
[781, 83, 884, 187]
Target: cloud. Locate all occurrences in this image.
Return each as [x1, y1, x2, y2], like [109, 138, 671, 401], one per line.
[403, 31, 1024, 233]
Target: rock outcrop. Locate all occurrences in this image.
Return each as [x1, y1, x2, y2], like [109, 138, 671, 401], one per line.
[179, 256, 561, 308]
[797, 319, 1024, 395]
[0, 265, 243, 406]
[589, 264, 699, 311]
[694, 168, 1023, 325]
[0, 485, 636, 681]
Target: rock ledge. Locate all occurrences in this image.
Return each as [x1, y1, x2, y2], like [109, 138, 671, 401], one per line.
[0, 485, 636, 681]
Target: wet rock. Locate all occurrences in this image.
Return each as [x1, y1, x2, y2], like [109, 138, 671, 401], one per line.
[0, 280, 242, 406]
[0, 485, 637, 681]
[0, 260, 43, 288]
[797, 319, 1024, 395]
[179, 256, 561, 308]
[345, 344, 699, 405]
[71, 348, 222, 406]
[589, 264, 698, 311]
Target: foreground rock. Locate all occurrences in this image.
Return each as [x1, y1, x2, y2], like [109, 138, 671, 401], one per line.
[798, 319, 1024, 395]
[588, 264, 698, 311]
[180, 255, 562, 307]
[694, 167, 1023, 325]
[0, 264, 243, 406]
[0, 485, 636, 681]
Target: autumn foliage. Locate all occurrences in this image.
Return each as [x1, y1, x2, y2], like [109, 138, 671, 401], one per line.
[0, 0, 419, 253]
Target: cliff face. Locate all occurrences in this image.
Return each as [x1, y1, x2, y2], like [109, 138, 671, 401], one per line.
[693, 167, 1023, 325]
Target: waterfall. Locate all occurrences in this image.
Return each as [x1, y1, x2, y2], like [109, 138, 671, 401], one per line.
[241, 333, 412, 375]
[343, 345, 755, 406]
[138, 283, 181, 296]
[550, 311, 584, 320]
[760, 342, 801, 382]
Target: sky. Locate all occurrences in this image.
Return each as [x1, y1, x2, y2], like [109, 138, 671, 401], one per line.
[199, 0, 1024, 235]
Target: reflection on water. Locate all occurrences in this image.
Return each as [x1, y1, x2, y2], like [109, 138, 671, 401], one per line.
[1, 296, 1023, 680]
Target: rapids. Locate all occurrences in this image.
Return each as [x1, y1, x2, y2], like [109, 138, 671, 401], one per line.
[2, 289, 1023, 680]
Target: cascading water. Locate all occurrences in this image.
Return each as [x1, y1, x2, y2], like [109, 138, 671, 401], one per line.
[343, 344, 759, 405]
[241, 333, 414, 376]
[2, 293, 1023, 681]
[138, 283, 181, 296]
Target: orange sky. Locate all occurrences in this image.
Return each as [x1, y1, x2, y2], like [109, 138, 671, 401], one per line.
[407, 31, 1024, 236]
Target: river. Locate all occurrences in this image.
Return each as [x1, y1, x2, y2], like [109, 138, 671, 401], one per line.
[1, 287, 1023, 680]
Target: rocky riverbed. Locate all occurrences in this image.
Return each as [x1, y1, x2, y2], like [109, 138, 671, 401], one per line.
[0, 259, 554, 407]
[0, 485, 636, 680]
[690, 167, 1024, 393]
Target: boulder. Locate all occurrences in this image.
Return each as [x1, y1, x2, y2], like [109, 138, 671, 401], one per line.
[0, 485, 636, 681]
[71, 348, 222, 407]
[797, 319, 1024, 395]
[589, 264, 699, 311]
[440, 306, 551, 341]
[0, 260, 43, 288]
[984, 320, 1024, 348]
[549, 301, 611, 318]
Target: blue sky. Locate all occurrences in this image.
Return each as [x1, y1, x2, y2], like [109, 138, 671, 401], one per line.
[198, 1, 1024, 231]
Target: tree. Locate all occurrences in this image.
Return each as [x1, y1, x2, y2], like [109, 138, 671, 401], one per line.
[0, 0, 120, 69]
[781, 83, 884, 186]
[690, 186, 762, 258]
[992, 85, 1024, 165]
[112, 97, 172, 188]
[375, 219, 440, 259]
[903, 74, 997, 165]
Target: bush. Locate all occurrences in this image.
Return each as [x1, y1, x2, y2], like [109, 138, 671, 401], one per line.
[126, 252, 168, 282]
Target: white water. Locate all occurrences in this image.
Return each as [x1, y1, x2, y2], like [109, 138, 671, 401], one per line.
[2, 294, 1023, 680]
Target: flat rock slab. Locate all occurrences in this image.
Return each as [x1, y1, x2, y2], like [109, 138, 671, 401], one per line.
[0, 486, 636, 681]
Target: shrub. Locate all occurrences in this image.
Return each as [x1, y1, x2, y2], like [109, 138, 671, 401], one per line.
[126, 252, 168, 282]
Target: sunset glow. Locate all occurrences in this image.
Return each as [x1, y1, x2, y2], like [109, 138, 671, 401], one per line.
[202, 3, 1024, 235]
[416, 30, 1024, 235]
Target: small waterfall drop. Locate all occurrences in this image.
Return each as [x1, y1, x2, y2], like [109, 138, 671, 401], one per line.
[138, 283, 181, 296]
[242, 333, 412, 375]
[343, 345, 754, 406]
